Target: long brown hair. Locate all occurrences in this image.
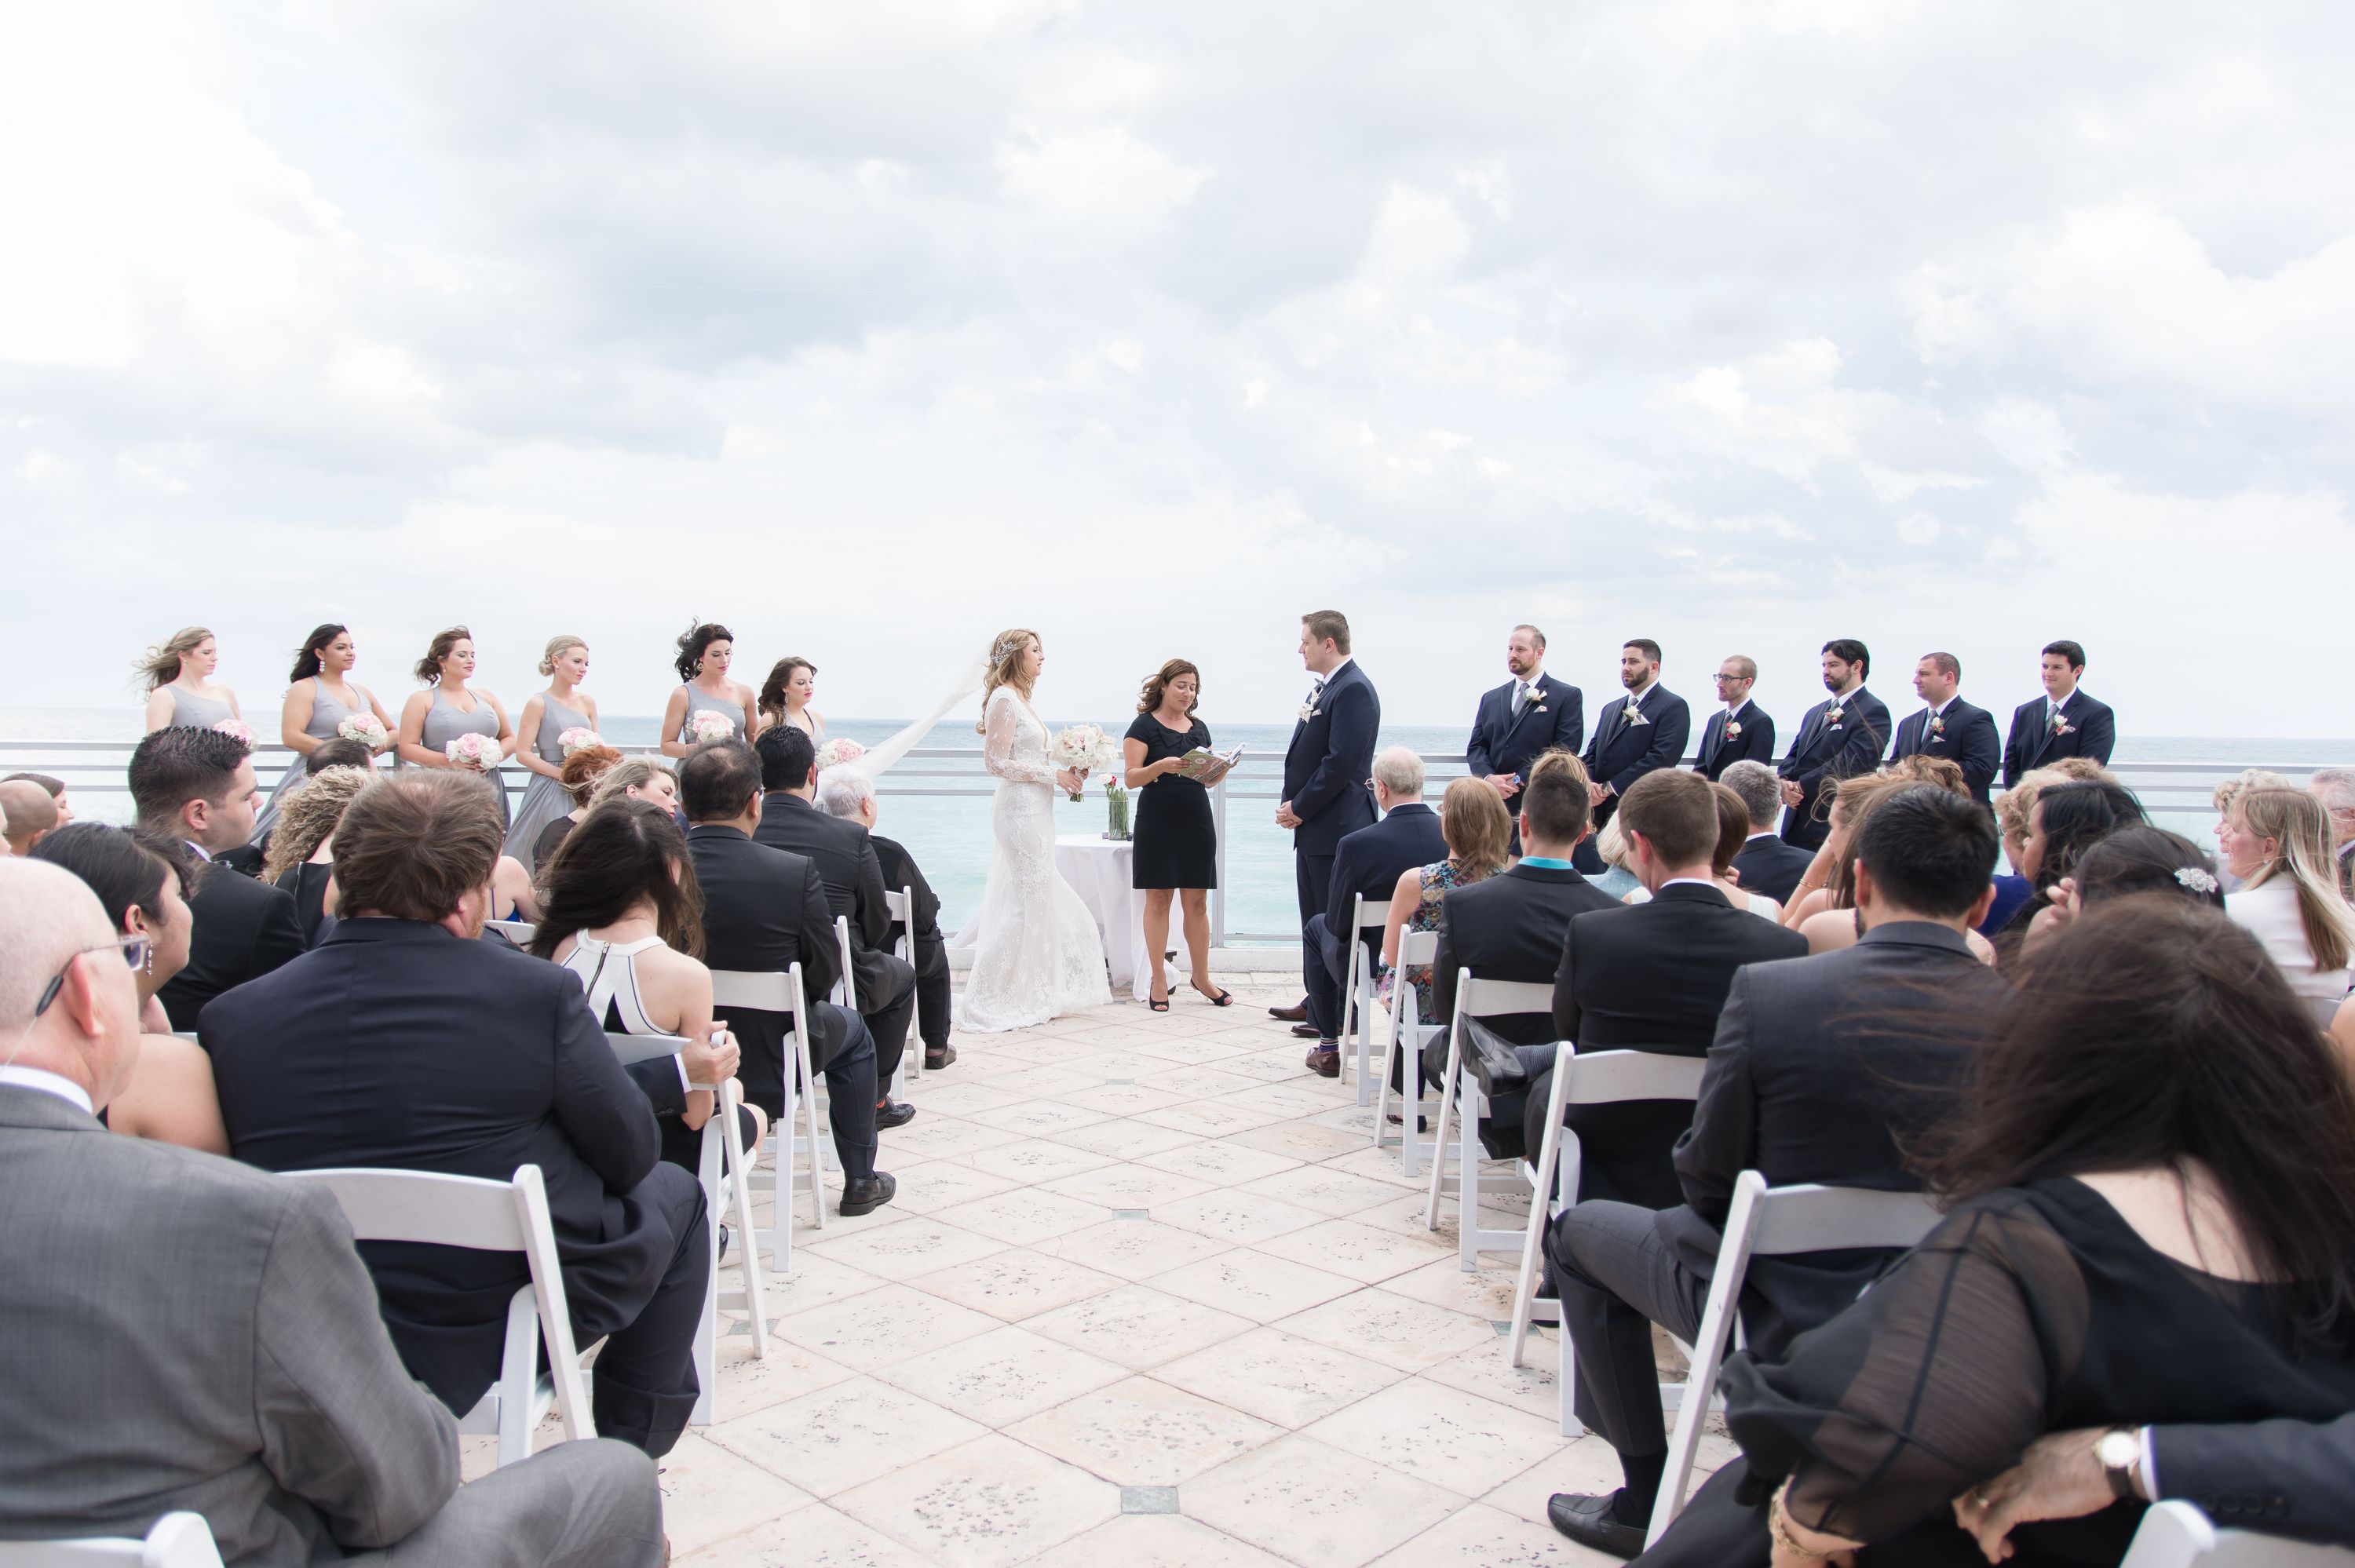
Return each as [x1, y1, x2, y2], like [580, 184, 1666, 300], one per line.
[413, 626, 471, 685]
[531, 800, 706, 961]
[1440, 776, 1513, 882]
[1137, 659, 1202, 719]
[758, 657, 817, 720]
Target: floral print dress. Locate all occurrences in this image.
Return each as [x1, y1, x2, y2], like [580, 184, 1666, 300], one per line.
[1378, 856, 1477, 1024]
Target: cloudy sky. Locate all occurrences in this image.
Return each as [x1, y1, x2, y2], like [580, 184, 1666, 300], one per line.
[5, 0, 2350, 734]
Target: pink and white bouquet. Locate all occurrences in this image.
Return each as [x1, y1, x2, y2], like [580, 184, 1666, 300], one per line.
[336, 712, 389, 749]
[1049, 724, 1122, 801]
[212, 717, 255, 746]
[689, 713, 736, 746]
[444, 731, 502, 771]
[557, 726, 604, 757]
[815, 737, 867, 770]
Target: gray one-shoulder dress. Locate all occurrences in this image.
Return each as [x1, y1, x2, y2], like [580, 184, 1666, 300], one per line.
[506, 695, 590, 869]
[252, 679, 373, 843]
[164, 687, 237, 729]
[421, 687, 511, 827]
[677, 684, 746, 745]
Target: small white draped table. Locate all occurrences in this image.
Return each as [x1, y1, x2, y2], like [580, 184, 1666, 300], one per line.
[1053, 834, 1204, 1002]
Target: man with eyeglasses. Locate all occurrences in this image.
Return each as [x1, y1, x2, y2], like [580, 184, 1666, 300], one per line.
[0, 857, 666, 1566]
[1294, 746, 1448, 1074]
[1692, 656, 1776, 782]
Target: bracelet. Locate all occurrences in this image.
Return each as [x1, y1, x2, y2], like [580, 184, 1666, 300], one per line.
[1769, 1482, 1839, 1561]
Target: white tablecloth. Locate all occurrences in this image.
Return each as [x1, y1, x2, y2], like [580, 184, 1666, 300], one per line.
[1053, 835, 1200, 1001]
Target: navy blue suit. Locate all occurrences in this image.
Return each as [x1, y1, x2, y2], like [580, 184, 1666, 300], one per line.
[1574, 683, 1691, 873]
[1692, 699, 1776, 781]
[2002, 688, 2117, 787]
[1892, 697, 2001, 804]
[1302, 802, 1448, 1040]
[1466, 673, 1583, 786]
[1776, 687, 1891, 850]
[1283, 659, 1381, 926]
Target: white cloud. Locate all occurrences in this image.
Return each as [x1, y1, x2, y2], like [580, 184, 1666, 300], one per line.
[995, 126, 1206, 224]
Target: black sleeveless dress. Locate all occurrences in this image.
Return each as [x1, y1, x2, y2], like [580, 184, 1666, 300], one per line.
[1126, 713, 1217, 890]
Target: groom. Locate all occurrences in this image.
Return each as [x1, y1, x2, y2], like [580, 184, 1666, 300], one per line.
[1271, 611, 1381, 1030]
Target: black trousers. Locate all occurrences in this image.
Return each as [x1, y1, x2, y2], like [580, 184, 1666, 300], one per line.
[1301, 915, 1350, 1040]
[583, 1161, 710, 1459]
[855, 949, 918, 1089]
[807, 1004, 879, 1183]
[1295, 850, 1337, 924]
[1548, 1199, 1713, 1459]
[908, 930, 951, 1052]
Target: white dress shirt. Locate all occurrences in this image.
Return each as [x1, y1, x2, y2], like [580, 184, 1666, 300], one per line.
[0, 1066, 93, 1115]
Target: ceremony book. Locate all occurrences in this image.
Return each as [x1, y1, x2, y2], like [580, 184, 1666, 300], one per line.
[1169, 744, 1245, 782]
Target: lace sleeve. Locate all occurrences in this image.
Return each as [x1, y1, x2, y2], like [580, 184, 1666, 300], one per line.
[1719, 1194, 2092, 1544]
[983, 691, 1054, 786]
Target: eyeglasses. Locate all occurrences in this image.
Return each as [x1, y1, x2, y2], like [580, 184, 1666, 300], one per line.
[31, 934, 151, 1019]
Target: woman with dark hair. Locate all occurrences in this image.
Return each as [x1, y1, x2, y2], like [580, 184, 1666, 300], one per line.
[1690, 898, 2355, 1565]
[2020, 826, 2225, 955]
[28, 823, 227, 1154]
[396, 626, 515, 826]
[253, 623, 393, 844]
[1121, 658, 1231, 1009]
[531, 801, 765, 1170]
[659, 621, 758, 757]
[531, 743, 624, 870]
[757, 656, 825, 742]
[2002, 780, 2147, 949]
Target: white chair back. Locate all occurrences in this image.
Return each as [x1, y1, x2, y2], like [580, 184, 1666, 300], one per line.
[830, 915, 857, 1012]
[2122, 1501, 2355, 1567]
[485, 919, 535, 946]
[709, 963, 828, 1271]
[883, 887, 918, 1084]
[0, 1513, 224, 1568]
[604, 1030, 689, 1069]
[1372, 928, 1445, 1173]
[1339, 895, 1393, 1105]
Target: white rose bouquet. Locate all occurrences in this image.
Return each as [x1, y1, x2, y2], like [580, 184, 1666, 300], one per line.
[557, 726, 604, 757]
[336, 712, 389, 749]
[689, 713, 735, 746]
[444, 731, 501, 771]
[1050, 724, 1111, 801]
[815, 738, 867, 770]
[213, 718, 255, 746]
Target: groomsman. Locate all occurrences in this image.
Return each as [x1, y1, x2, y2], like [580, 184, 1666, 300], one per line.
[1574, 640, 1690, 875]
[1465, 624, 1583, 814]
[1775, 639, 1890, 851]
[1271, 611, 1380, 1026]
[1891, 651, 2001, 803]
[1692, 655, 1775, 780]
[2002, 640, 2117, 787]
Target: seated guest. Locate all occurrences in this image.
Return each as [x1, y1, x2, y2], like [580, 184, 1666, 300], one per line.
[2019, 826, 2225, 954]
[1791, 767, 1996, 965]
[28, 823, 225, 1154]
[129, 726, 303, 1030]
[1298, 745, 1449, 1074]
[260, 763, 374, 946]
[590, 756, 683, 816]
[2, 776, 59, 855]
[1544, 786, 2004, 1555]
[204, 773, 711, 1457]
[1586, 816, 1643, 901]
[1616, 784, 1784, 921]
[535, 742, 623, 868]
[2224, 787, 2355, 1019]
[1650, 900, 2355, 1566]
[2309, 767, 2355, 900]
[531, 800, 768, 1173]
[1530, 770, 1807, 1207]
[1780, 756, 1967, 929]
[1375, 774, 1513, 1029]
[2, 769, 73, 824]
[751, 725, 915, 1123]
[1720, 761, 1812, 905]
[819, 764, 957, 1070]
[0, 859, 665, 1567]
[2214, 768, 2297, 892]
[2001, 778, 2148, 951]
[681, 742, 894, 1216]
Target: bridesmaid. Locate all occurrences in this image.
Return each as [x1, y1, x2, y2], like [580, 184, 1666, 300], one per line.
[507, 634, 602, 869]
[757, 656, 827, 742]
[396, 626, 517, 826]
[659, 621, 759, 757]
[139, 627, 242, 733]
[253, 624, 394, 844]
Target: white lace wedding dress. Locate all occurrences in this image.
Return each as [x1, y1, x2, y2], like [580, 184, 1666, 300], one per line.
[953, 686, 1110, 1032]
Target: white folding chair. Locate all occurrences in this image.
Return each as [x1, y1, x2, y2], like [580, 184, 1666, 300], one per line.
[283, 1164, 593, 1468]
[0, 1512, 224, 1568]
[1423, 973, 1561, 1267]
[2121, 1501, 2355, 1567]
[1502, 1040, 1710, 1436]
[1371, 928, 1447, 1175]
[486, 919, 535, 946]
[710, 964, 828, 1277]
[884, 886, 918, 1086]
[1338, 895, 1391, 1104]
[1645, 1172, 1947, 1546]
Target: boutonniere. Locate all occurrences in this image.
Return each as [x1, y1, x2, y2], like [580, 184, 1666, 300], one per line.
[1928, 714, 1945, 735]
[1622, 701, 1648, 724]
[2050, 709, 2072, 735]
[1297, 703, 1320, 723]
[1724, 719, 1743, 738]
[1825, 704, 1846, 725]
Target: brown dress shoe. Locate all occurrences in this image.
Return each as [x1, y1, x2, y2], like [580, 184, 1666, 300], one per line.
[1269, 1001, 1309, 1021]
[1305, 1046, 1340, 1077]
[1289, 1022, 1324, 1038]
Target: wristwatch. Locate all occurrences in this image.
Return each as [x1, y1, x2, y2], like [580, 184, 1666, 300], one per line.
[2095, 1428, 2147, 1502]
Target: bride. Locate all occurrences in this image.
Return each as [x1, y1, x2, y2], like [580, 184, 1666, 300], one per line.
[954, 629, 1111, 1032]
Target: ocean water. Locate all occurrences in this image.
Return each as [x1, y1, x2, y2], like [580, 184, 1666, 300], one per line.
[9, 708, 2350, 940]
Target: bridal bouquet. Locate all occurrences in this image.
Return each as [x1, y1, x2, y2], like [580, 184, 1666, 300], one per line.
[337, 712, 389, 749]
[689, 713, 735, 746]
[815, 738, 867, 770]
[1050, 724, 1115, 801]
[557, 726, 604, 757]
[444, 731, 501, 771]
[212, 718, 255, 746]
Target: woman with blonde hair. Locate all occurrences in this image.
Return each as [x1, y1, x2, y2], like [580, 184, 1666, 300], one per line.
[2225, 786, 2355, 1019]
[507, 634, 603, 869]
[588, 756, 681, 816]
[1378, 774, 1513, 1024]
[2211, 767, 2295, 891]
[138, 626, 242, 734]
[262, 763, 375, 946]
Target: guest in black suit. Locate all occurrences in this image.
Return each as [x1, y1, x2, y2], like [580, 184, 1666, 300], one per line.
[1692, 655, 1775, 781]
[681, 742, 892, 1216]
[2309, 768, 2355, 902]
[1719, 761, 1813, 904]
[1575, 639, 1692, 875]
[127, 726, 302, 1030]
[1531, 769, 1807, 1209]
[1774, 638, 1890, 851]
[1543, 786, 2003, 1556]
[1298, 746, 1448, 1070]
[816, 767, 956, 1072]
[752, 725, 915, 1121]
[1889, 650, 2001, 804]
[1272, 611, 1380, 1025]
[1465, 624, 1584, 821]
[2002, 638, 2119, 787]
[202, 771, 710, 1457]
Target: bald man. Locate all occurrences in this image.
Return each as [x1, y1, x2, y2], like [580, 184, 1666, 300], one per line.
[0, 778, 57, 857]
[0, 858, 666, 1565]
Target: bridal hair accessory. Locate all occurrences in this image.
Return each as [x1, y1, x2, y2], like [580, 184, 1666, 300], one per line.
[2174, 866, 2221, 895]
[337, 712, 389, 749]
[213, 718, 255, 746]
[991, 633, 1031, 665]
[689, 713, 735, 746]
[815, 738, 867, 770]
[557, 726, 604, 757]
[444, 731, 499, 768]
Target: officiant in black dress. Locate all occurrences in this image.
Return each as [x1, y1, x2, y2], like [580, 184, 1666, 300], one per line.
[1123, 659, 1233, 1011]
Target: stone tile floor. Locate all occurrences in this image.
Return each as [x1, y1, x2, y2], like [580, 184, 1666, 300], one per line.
[464, 975, 1735, 1566]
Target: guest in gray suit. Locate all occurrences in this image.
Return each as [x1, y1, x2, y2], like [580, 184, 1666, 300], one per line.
[0, 857, 663, 1566]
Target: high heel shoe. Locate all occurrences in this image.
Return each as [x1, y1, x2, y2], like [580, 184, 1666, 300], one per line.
[1192, 980, 1235, 1007]
[1148, 993, 1170, 1012]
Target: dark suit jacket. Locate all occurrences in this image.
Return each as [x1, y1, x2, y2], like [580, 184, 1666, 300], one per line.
[2002, 688, 2118, 786]
[1731, 833, 1814, 906]
[1581, 683, 1692, 835]
[686, 824, 845, 1118]
[1544, 883, 1807, 1208]
[1465, 673, 1583, 784]
[200, 918, 666, 1415]
[158, 855, 304, 1030]
[1313, 803, 1449, 979]
[1283, 660, 1380, 856]
[871, 833, 942, 943]
[1659, 922, 2001, 1356]
[753, 793, 903, 1004]
[2154, 1412, 2355, 1548]
[1429, 862, 1618, 1045]
[1776, 687, 1892, 848]
[1891, 697, 2001, 803]
[1694, 700, 1776, 781]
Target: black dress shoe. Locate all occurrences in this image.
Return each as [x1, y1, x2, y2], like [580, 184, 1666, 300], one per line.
[1546, 1491, 1646, 1559]
[924, 1044, 957, 1069]
[839, 1173, 897, 1216]
[1269, 1002, 1308, 1021]
[1289, 1022, 1324, 1039]
[874, 1100, 917, 1129]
